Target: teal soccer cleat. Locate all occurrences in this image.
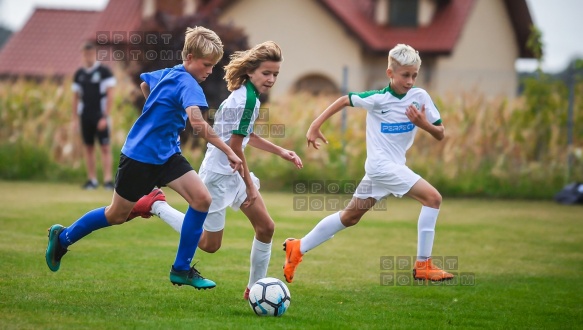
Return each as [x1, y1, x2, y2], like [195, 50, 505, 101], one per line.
[45, 224, 68, 272]
[170, 265, 216, 290]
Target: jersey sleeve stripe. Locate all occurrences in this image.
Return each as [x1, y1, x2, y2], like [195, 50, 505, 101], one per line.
[232, 82, 256, 136]
[348, 93, 355, 107]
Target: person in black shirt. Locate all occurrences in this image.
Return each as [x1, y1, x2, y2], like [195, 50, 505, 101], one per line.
[72, 42, 116, 190]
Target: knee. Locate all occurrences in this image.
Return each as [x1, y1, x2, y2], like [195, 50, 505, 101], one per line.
[199, 241, 221, 253]
[426, 191, 442, 209]
[190, 193, 212, 212]
[255, 220, 275, 239]
[340, 212, 362, 227]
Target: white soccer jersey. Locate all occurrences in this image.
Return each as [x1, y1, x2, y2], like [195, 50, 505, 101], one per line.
[201, 80, 260, 175]
[348, 85, 441, 174]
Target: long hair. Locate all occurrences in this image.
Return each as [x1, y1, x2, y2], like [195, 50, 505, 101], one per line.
[224, 41, 283, 91]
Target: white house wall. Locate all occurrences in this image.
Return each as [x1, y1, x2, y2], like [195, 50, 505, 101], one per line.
[218, 0, 365, 98]
[433, 0, 520, 98]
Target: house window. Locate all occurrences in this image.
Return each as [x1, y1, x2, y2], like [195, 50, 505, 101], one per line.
[389, 0, 418, 27]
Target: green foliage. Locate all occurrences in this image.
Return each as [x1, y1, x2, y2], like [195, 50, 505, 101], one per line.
[1, 75, 581, 199]
[1, 182, 583, 329]
[0, 141, 53, 180]
[0, 78, 137, 181]
[516, 73, 567, 161]
[526, 25, 544, 69]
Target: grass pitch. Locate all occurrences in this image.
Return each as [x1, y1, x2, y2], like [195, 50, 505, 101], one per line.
[1, 181, 582, 329]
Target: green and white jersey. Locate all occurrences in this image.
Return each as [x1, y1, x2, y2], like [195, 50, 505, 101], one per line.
[348, 85, 441, 173]
[201, 80, 260, 175]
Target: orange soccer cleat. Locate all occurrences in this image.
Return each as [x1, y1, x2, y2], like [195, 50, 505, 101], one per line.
[413, 258, 454, 281]
[282, 238, 303, 283]
[243, 287, 250, 300]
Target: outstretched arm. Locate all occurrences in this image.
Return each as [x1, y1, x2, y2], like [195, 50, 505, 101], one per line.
[248, 133, 303, 169]
[187, 106, 243, 175]
[405, 104, 445, 141]
[307, 95, 351, 149]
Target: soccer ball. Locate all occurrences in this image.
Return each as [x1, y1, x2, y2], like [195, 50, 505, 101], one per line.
[248, 277, 291, 316]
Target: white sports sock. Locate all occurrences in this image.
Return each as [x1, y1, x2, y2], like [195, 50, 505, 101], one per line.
[416, 206, 439, 261]
[152, 201, 184, 233]
[247, 238, 272, 289]
[300, 212, 346, 254]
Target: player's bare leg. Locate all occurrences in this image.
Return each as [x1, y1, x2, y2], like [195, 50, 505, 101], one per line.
[284, 197, 375, 283]
[241, 194, 274, 299]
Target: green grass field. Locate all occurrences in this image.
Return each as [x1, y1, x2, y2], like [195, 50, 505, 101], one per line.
[1, 181, 582, 329]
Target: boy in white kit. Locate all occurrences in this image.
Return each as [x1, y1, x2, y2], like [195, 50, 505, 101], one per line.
[283, 43, 454, 283]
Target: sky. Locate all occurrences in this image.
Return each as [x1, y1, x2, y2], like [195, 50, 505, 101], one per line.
[0, 0, 581, 73]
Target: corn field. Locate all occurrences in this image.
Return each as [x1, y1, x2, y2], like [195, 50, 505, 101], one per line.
[0, 76, 581, 198]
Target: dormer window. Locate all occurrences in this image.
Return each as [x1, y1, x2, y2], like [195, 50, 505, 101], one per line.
[375, 0, 436, 27]
[389, 0, 418, 27]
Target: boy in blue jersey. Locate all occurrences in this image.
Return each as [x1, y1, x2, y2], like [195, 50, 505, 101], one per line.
[45, 27, 243, 290]
[283, 44, 454, 283]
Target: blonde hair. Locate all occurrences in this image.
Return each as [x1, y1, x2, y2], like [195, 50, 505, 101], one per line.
[388, 44, 421, 70]
[182, 26, 224, 62]
[224, 41, 283, 91]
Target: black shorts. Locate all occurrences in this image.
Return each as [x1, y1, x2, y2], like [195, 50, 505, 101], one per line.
[114, 153, 194, 202]
[80, 116, 110, 146]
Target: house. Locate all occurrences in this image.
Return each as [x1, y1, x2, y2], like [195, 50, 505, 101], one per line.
[0, 0, 534, 98]
[0, 0, 141, 78]
[209, 0, 535, 98]
[0, 9, 101, 77]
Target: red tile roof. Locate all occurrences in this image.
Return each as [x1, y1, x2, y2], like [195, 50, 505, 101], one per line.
[317, 0, 533, 57]
[0, 8, 100, 77]
[91, 0, 142, 41]
[0, 0, 145, 78]
[317, 0, 475, 54]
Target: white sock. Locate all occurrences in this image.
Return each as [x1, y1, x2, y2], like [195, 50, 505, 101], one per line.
[152, 201, 184, 233]
[300, 212, 346, 254]
[417, 206, 439, 261]
[247, 238, 272, 289]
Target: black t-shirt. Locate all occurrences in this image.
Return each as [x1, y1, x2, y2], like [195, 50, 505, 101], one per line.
[73, 64, 114, 121]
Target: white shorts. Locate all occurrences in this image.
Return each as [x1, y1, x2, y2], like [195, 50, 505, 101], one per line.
[353, 164, 421, 200]
[199, 169, 260, 232]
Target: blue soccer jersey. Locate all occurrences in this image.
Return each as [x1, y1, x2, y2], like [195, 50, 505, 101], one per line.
[121, 64, 208, 164]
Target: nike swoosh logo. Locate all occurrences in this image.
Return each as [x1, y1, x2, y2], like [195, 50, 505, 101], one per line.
[381, 110, 390, 114]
